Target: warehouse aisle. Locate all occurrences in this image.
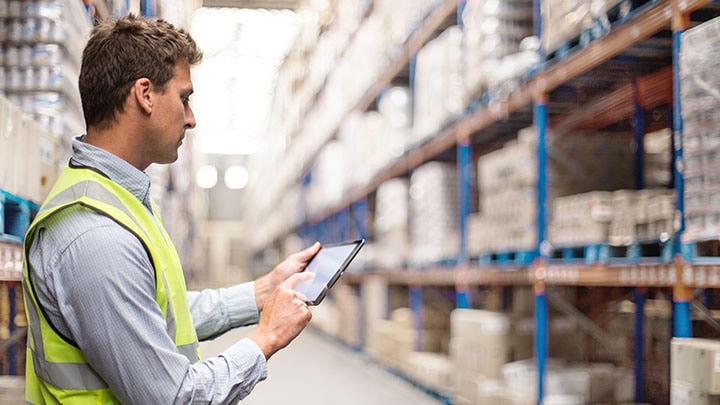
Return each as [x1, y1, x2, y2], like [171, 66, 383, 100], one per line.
[200, 326, 444, 405]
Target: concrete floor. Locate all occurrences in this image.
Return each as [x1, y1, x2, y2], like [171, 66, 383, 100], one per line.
[200, 326, 445, 405]
[0, 326, 443, 404]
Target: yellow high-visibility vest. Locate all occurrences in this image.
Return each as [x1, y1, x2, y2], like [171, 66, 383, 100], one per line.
[23, 165, 199, 404]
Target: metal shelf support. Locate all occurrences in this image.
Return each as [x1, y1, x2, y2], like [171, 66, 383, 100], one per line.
[457, 139, 472, 264]
[534, 277, 548, 405]
[409, 285, 424, 351]
[673, 284, 693, 337]
[535, 96, 549, 258]
[672, 0, 693, 341]
[633, 287, 647, 403]
[672, 0, 689, 254]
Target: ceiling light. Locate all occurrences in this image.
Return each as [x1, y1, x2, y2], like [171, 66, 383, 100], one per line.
[225, 165, 250, 189]
[196, 165, 218, 189]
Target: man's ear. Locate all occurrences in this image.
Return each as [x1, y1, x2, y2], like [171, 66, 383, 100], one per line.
[133, 78, 153, 114]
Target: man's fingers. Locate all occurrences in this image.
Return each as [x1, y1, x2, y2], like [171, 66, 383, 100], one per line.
[299, 242, 321, 261]
[283, 271, 315, 289]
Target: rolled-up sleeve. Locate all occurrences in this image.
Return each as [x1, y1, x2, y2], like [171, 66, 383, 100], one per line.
[187, 283, 261, 341]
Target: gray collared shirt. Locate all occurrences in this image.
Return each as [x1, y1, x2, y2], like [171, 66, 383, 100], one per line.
[27, 136, 267, 404]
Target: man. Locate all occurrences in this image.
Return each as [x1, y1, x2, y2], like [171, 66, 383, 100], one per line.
[22, 14, 320, 403]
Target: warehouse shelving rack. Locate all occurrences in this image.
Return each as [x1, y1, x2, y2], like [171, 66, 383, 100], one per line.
[258, 0, 720, 403]
[0, 189, 37, 376]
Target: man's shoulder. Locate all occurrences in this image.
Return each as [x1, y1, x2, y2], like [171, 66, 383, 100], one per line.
[36, 204, 139, 250]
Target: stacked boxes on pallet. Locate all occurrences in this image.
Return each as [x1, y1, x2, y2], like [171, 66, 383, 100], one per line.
[310, 283, 363, 348]
[469, 127, 635, 257]
[470, 128, 538, 256]
[680, 16, 720, 242]
[409, 162, 459, 265]
[549, 188, 676, 248]
[366, 306, 450, 372]
[549, 191, 614, 247]
[448, 307, 632, 404]
[500, 359, 633, 404]
[671, 338, 720, 405]
[450, 309, 511, 404]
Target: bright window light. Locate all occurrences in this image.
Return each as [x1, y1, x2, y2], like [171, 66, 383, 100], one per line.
[225, 165, 249, 190]
[196, 165, 218, 189]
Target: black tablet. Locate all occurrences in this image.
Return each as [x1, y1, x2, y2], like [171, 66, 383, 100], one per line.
[294, 239, 365, 305]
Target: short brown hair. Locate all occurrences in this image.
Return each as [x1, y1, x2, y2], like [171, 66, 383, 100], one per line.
[79, 14, 203, 130]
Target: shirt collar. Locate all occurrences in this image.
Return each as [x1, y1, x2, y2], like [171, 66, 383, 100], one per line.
[69, 135, 153, 209]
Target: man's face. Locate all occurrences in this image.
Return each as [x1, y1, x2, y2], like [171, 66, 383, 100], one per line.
[145, 63, 196, 166]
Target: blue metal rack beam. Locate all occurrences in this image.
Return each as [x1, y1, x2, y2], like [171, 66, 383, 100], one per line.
[672, 0, 692, 340]
[409, 285, 423, 351]
[535, 98, 549, 260]
[534, 94, 549, 403]
[456, 140, 472, 309]
[633, 288, 647, 403]
[535, 282, 548, 405]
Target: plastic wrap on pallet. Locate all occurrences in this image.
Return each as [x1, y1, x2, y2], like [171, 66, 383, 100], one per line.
[680, 16, 720, 242]
[409, 162, 459, 265]
[541, 0, 625, 55]
[412, 26, 464, 144]
[461, 0, 535, 99]
[0, 96, 59, 203]
[374, 178, 410, 269]
[305, 141, 346, 218]
[549, 191, 613, 247]
[644, 128, 673, 188]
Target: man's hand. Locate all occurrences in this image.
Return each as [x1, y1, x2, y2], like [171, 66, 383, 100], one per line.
[247, 272, 315, 359]
[254, 242, 320, 311]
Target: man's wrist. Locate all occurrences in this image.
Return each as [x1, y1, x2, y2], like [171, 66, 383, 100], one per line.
[247, 328, 278, 360]
[253, 273, 274, 312]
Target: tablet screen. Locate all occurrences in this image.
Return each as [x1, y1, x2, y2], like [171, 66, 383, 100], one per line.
[294, 240, 364, 305]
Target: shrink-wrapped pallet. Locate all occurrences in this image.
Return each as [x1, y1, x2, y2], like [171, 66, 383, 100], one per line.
[374, 178, 410, 269]
[461, 0, 535, 98]
[681, 16, 720, 242]
[412, 26, 464, 143]
[472, 127, 634, 255]
[409, 162, 459, 264]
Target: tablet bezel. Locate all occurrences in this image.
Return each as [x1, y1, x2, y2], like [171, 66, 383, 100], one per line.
[297, 239, 365, 305]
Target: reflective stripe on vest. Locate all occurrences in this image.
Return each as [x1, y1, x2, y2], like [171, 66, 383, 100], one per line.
[24, 166, 200, 398]
[23, 281, 108, 390]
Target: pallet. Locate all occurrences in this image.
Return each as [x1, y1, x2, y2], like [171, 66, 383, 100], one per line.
[0, 190, 38, 244]
[550, 239, 673, 264]
[476, 250, 537, 266]
[682, 239, 720, 264]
